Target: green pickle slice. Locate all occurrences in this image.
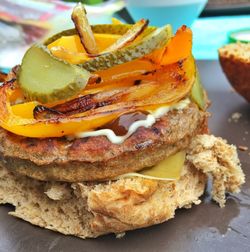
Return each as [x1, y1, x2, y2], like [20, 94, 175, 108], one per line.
[191, 69, 206, 110]
[18, 45, 91, 103]
[43, 25, 156, 46]
[79, 25, 172, 72]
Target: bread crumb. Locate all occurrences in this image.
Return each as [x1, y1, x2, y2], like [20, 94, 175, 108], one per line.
[116, 232, 126, 239]
[238, 145, 248, 151]
[231, 112, 242, 123]
[44, 183, 72, 201]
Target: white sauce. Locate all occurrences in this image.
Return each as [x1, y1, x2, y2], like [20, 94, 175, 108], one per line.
[75, 98, 190, 144]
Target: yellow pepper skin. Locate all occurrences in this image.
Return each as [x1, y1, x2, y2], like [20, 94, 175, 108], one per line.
[0, 26, 196, 138]
[48, 34, 121, 64]
[0, 82, 127, 138]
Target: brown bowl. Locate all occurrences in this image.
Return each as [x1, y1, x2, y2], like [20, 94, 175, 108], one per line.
[219, 42, 250, 102]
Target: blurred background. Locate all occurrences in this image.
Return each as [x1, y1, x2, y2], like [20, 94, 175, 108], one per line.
[0, 0, 249, 72]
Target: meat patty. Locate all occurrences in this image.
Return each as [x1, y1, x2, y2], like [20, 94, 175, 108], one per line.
[0, 102, 208, 182]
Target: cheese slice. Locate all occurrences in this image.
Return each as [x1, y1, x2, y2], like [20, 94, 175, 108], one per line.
[117, 151, 186, 181]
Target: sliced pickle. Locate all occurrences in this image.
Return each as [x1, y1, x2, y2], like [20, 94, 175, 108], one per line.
[71, 3, 98, 54]
[191, 69, 206, 110]
[18, 45, 91, 103]
[79, 25, 172, 72]
[44, 25, 156, 47]
[92, 24, 155, 36]
[117, 151, 186, 181]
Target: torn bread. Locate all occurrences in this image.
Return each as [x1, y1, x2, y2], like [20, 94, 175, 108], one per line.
[0, 135, 245, 238]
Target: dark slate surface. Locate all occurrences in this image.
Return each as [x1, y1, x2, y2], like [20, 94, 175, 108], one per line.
[0, 60, 249, 252]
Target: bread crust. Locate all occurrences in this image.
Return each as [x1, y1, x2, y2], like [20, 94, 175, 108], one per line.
[0, 134, 244, 238]
[219, 43, 250, 102]
[0, 162, 206, 238]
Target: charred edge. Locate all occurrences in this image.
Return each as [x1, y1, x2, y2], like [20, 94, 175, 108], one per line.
[134, 79, 142, 86]
[96, 100, 113, 107]
[133, 19, 149, 38]
[95, 77, 102, 84]
[71, 13, 89, 54]
[2, 78, 17, 90]
[0, 72, 7, 82]
[12, 65, 21, 75]
[175, 73, 183, 82]
[6, 78, 16, 85]
[53, 94, 95, 113]
[33, 105, 64, 120]
[177, 59, 184, 69]
[49, 94, 115, 117]
[151, 127, 160, 135]
[120, 19, 149, 47]
[63, 99, 114, 116]
[142, 70, 156, 76]
[88, 75, 101, 85]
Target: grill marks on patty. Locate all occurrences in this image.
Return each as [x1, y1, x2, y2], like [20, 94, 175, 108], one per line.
[0, 102, 208, 182]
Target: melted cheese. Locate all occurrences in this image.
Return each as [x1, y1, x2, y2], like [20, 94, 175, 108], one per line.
[116, 151, 186, 181]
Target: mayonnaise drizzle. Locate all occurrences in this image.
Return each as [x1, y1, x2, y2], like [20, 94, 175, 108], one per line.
[75, 98, 190, 144]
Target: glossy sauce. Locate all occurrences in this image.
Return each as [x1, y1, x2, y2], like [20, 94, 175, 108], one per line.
[75, 98, 190, 144]
[101, 111, 149, 136]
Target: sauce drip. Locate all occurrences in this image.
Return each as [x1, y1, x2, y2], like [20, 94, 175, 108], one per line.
[102, 111, 149, 136]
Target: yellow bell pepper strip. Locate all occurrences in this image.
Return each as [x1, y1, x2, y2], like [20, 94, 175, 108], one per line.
[48, 34, 121, 61]
[11, 101, 38, 119]
[0, 24, 196, 138]
[111, 17, 123, 25]
[0, 82, 130, 138]
[47, 26, 191, 80]
[50, 46, 90, 65]
[51, 55, 196, 114]
[48, 34, 122, 64]
[161, 25, 192, 65]
[0, 54, 196, 138]
[84, 26, 192, 89]
[9, 26, 193, 106]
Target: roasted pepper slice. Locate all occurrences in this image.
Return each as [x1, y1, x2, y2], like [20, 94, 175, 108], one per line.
[0, 54, 196, 138]
[0, 81, 128, 138]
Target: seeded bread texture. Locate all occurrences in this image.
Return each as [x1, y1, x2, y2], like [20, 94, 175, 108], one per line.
[0, 135, 245, 238]
[187, 134, 245, 207]
[219, 42, 250, 102]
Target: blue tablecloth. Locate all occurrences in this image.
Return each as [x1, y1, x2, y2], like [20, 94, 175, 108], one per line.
[191, 15, 250, 60]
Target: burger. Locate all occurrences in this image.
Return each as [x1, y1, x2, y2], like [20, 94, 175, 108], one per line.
[0, 4, 245, 238]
